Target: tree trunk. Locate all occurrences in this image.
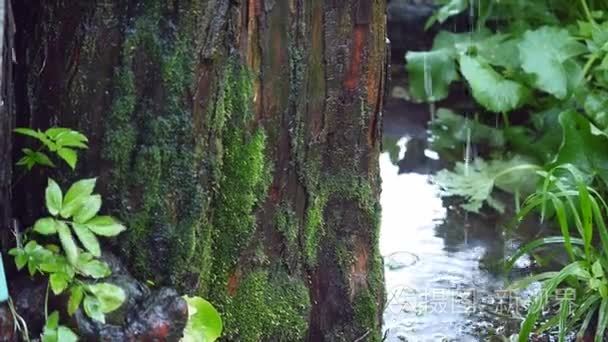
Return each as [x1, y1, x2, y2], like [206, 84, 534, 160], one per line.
[7, 1, 387, 340]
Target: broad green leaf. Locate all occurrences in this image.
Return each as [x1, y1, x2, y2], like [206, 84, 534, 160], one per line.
[434, 157, 539, 213]
[57, 326, 78, 342]
[45, 127, 71, 139]
[34, 217, 58, 235]
[55, 131, 88, 149]
[553, 111, 608, 186]
[68, 285, 84, 316]
[49, 272, 69, 295]
[86, 216, 126, 237]
[73, 195, 102, 224]
[593, 260, 605, 278]
[429, 108, 505, 152]
[77, 259, 110, 279]
[72, 223, 100, 257]
[57, 221, 79, 265]
[405, 49, 458, 102]
[182, 296, 223, 342]
[83, 295, 105, 323]
[61, 178, 96, 218]
[45, 179, 63, 216]
[584, 91, 608, 131]
[518, 26, 586, 99]
[87, 283, 126, 313]
[57, 147, 78, 170]
[459, 54, 529, 113]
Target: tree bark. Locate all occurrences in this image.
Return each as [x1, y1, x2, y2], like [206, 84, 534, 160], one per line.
[7, 0, 387, 340]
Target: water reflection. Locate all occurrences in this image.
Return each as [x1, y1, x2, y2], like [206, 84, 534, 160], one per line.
[380, 134, 523, 341]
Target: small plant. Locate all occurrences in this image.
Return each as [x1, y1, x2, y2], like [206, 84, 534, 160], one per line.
[40, 311, 77, 342]
[9, 126, 223, 340]
[181, 296, 223, 342]
[507, 165, 608, 341]
[14, 127, 88, 170]
[10, 178, 127, 321]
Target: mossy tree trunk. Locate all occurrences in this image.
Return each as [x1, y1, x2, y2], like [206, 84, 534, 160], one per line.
[7, 0, 387, 340]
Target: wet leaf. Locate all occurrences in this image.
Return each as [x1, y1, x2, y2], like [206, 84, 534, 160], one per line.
[182, 296, 223, 342]
[459, 54, 530, 113]
[406, 49, 458, 102]
[45, 179, 63, 216]
[518, 26, 586, 99]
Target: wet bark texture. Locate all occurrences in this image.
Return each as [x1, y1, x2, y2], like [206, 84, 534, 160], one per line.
[0, 0, 13, 248]
[6, 0, 387, 340]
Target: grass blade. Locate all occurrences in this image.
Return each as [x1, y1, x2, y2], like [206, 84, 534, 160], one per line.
[596, 297, 608, 342]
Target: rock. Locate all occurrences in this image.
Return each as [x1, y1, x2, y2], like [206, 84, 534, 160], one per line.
[8, 252, 188, 341]
[11, 277, 47, 334]
[125, 288, 188, 341]
[0, 304, 16, 342]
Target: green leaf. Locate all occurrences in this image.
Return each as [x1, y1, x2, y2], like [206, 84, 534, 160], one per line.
[61, 178, 96, 219]
[429, 108, 505, 152]
[87, 283, 126, 313]
[434, 157, 540, 213]
[57, 326, 78, 342]
[57, 221, 79, 265]
[405, 49, 458, 102]
[86, 216, 126, 237]
[72, 223, 101, 257]
[68, 285, 84, 316]
[45, 179, 63, 216]
[14, 127, 43, 140]
[584, 91, 608, 131]
[54, 130, 88, 149]
[49, 272, 69, 295]
[518, 26, 586, 99]
[18, 149, 55, 170]
[459, 54, 529, 113]
[593, 260, 605, 278]
[596, 298, 608, 342]
[57, 147, 78, 170]
[425, 0, 468, 29]
[83, 295, 105, 323]
[553, 111, 608, 185]
[182, 296, 223, 342]
[73, 195, 102, 224]
[47, 311, 60, 329]
[45, 127, 71, 139]
[77, 259, 110, 279]
[34, 217, 58, 235]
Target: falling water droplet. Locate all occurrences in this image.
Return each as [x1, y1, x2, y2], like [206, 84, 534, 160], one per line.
[464, 118, 472, 177]
[423, 53, 435, 121]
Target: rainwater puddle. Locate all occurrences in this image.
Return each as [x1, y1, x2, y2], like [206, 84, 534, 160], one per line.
[380, 132, 537, 342]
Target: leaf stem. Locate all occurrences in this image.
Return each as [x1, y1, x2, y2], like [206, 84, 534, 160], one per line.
[581, 0, 598, 26]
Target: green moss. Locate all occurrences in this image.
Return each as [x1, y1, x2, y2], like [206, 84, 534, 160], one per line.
[209, 127, 270, 290]
[353, 290, 381, 342]
[303, 193, 326, 266]
[101, 3, 209, 289]
[275, 201, 298, 249]
[224, 269, 310, 342]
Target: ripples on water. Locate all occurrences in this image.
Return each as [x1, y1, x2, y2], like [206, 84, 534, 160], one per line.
[380, 136, 541, 342]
